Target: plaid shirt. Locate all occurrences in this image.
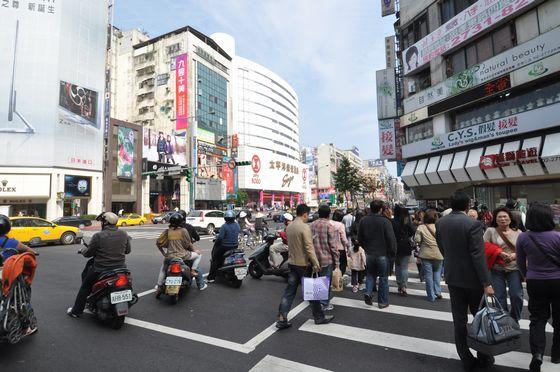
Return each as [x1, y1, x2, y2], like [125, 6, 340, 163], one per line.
[310, 218, 340, 267]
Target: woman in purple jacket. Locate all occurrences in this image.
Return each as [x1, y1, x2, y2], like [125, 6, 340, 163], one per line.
[517, 202, 560, 372]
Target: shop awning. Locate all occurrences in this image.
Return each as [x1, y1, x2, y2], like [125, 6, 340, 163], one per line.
[437, 153, 455, 184]
[425, 156, 442, 184]
[466, 148, 486, 181]
[401, 160, 418, 186]
[541, 133, 560, 174]
[523, 136, 546, 176]
[483, 144, 504, 180]
[414, 158, 430, 186]
[501, 140, 523, 178]
[451, 151, 469, 182]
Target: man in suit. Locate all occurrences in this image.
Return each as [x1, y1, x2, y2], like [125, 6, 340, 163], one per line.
[436, 191, 495, 371]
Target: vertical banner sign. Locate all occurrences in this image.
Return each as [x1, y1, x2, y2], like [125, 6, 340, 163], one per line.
[376, 69, 397, 119]
[394, 118, 403, 161]
[379, 119, 396, 160]
[175, 54, 188, 131]
[381, 0, 395, 17]
[385, 36, 396, 69]
[117, 127, 134, 178]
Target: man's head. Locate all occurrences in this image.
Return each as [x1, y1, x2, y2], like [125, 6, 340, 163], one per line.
[296, 204, 311, 222]
[345, 208, 353, 215]
[450, 191, 471, 212]
[505, 199, 517, 210]
[370, 200, 384, 215]
[467, 209, 478, 220]
[167, 135, 171, 141]
[318, 204, 331, 219]
[158, 131, 164, 138]
[97, 212, 119, 228]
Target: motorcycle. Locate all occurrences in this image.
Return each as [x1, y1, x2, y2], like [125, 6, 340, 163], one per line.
[211, 233, 248, 288]
[248, 233, 289, 279]
[157, 258, 192, 304]
[79, 242, 138, 329]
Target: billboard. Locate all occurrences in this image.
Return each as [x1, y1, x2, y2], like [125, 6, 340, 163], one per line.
[0, 1, 107, 171]
[381, 0, 395, 17]
[64, 175, 92, 198]
[379, 119, 396, 160]
[175, 53, 188, 131]
[376, 69, 396, 119]
[143, 128, 187, 165]
[117, 127, 134, 178]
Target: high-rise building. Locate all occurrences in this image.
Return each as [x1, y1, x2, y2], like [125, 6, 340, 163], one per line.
[391, 0, 560, 209]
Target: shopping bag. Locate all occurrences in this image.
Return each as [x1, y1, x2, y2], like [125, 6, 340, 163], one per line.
[302, 274, 330, 301]
[331, 268, 343, 292]
[467, 295, 522, 356]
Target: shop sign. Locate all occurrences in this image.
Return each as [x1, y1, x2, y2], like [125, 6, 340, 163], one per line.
[381, 0, 395, 17]
[376, 69, 396, 119]
[400, 107, 428, 128]
[404, 26, 560, 114]
[403, 0, 536, 75]
[366, 159, 384, 168]
[479, 147, 538, 169]
[379, 119, 397, 160]
[175, 54, 188, 131]
[511, 53, 560, 88]
[0, 175, 50, 198]
[403, 101, 560, 158]
[385, 36, 396, 69]
[64, 175, 91, 198]
[197, 128, 215, 145]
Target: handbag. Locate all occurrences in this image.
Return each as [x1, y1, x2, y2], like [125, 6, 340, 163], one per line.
[467, 295, 522, 355]
[331, 268, 343, 292]
[528, 234, 560, 268]
[302, 273, 330, 301]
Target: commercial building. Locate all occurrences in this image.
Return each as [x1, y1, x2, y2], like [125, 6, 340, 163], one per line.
[109, 26, 233, 213]
[0, 1, 107, 219]
[212, 33, 309, 208]
[388, 0, 560, 209]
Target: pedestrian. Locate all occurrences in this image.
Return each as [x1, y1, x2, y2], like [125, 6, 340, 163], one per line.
[310, 204, 340, 311]
[412, 209, 425, 282]
[415, 209, 443, 301]
[517, 202, 560, 371]
[357, 200, 396, 309]
[435, 191, 495, 371]
[392, 205, 415, 296]
[506, 199, 526, 232]
[331, 209, 350, 275]
[348, 239, 366, 293]
[342, 208, 355, 244]
[483, 207, 523, 322]
[275, 204, 334, 329]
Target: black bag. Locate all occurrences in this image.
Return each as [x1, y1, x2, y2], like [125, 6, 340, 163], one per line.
[467, 295, 522, 356]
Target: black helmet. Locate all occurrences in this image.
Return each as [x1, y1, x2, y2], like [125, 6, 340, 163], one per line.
[169, 212, 184, 227]
[178, 210, 187, 219]
[0, 214, 11, 236]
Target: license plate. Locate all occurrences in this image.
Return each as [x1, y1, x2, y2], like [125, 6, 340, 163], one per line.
[110, 290, 133, 304]
[234, 267, 247, 279]
[165, 276, 183, 286]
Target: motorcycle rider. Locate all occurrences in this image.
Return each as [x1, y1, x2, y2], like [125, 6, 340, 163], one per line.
[178, 210, 200, 243]
[207, 210, 240, 282]
[156, 213, 207, 295]
[237, 211, 253, 237]
[67, 212, 131, 318]
[269, 213, 293, 268]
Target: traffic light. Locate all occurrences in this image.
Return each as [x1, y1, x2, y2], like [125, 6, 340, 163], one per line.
[184, 168, 192, 182]
[236, 160, 251, 166]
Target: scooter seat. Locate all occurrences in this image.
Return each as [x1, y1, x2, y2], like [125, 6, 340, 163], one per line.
[98, 268, 130, 280]
[223, 248, 243, 257]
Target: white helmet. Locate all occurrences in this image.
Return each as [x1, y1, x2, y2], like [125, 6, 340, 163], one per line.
[239, 211, 247, 218]
[97, 212, 119, 225]
[283, 213, 294, 222]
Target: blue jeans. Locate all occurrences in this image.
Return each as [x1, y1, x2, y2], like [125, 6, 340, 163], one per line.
[320, 265, 334, 306]
[491, 269, 524, 321]
[278, 265, 323, 320]
[395, 255, 410, 290]
[365, 255, 389, 305]
[422, 259, 443, 301]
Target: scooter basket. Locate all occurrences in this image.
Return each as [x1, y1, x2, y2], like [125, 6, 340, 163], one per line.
[467, 335, 521, 356]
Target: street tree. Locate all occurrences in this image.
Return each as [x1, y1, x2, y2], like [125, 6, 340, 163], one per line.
[236, 190, 248, 207]
[334, 156, 361, 207]
[360, 173, 379, 202]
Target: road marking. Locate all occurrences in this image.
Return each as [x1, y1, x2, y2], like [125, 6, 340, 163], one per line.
[249, 355, 332, 372]
[136, 273, 209, 298]
[299, 320, 557, 371]
[330, 297, 552, 333]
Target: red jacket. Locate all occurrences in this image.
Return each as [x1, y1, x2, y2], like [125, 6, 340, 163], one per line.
[484, 242, 504, 270]
[2, 252, 37, 295]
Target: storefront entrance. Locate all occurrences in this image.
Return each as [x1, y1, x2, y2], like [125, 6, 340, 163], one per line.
[63, 199, 89, 217]
[3, 203, 47, 218]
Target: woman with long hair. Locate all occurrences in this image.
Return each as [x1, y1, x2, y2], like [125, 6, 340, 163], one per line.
[414, 209, 443, 301]
[392, 205, 415, 296]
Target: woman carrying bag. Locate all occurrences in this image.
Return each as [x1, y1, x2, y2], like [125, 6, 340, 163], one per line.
[483, 207, 523, 322]
[516, 202, 560, 372]
[414, 209, 443, 302]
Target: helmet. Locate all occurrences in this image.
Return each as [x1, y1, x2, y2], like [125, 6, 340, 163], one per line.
[169, 213, 184, 227]
[283, 213, 294, 222]
[224, 210, 235, 219]
[178, 210, 187, 219]
[0, 214, 11, 236]
[97, 212, 118, 225]
[239, 211, 247, 218]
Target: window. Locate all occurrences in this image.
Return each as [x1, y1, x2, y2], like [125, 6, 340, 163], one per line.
[406, 121, 433, 144]
[492, 24, 515, 54]
[31, 219, 52, 227]
[401, 13, 429, 49]
[465, 44, 477, 68]
[416, 68, 431, 91]
[476, 35, 493, 61]
[441, 0, 477, 24]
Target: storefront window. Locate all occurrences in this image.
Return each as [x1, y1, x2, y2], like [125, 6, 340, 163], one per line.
[453, 79, 560, 131]
[406, 120, 433, 144]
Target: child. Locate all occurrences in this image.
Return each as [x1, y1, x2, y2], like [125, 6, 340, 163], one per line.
[348, 238, 366, 293]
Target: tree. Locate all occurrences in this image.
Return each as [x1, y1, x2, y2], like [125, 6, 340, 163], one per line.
[236, 190, 248, 207]
[333, 157, 362, 207]
[360, 173, 379, 202]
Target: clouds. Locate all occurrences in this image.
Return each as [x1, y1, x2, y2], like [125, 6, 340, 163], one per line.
[114, 0, 395, 162]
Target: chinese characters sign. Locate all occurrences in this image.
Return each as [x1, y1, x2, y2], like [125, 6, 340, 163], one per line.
[380, 0, 395, 17]
[1, 0, 56, 14]
[379, 119, 397, 160]
[403, 0, 536, 75]
[376, 69, 396, 119]
[480, 147, 539, 169]
[175, 54, 188, 131]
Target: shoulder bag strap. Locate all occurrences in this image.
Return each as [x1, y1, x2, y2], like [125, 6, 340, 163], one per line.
[496, 229, 516, 252]
[425, 225, 436, 239]
[528, 234, 560, 268]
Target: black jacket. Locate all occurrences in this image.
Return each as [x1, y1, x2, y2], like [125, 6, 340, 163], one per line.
[182, 222, 200, 242]
[435, 211, 491, 289]
[83, 226, 131, 272]
[357, 214, 397, 257]
[392, 221, 415, 257]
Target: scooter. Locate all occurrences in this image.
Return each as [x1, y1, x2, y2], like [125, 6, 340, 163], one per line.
[210, 235, 247, 288]
[157, 258, 192, 305]
[248, 233, 289, 279]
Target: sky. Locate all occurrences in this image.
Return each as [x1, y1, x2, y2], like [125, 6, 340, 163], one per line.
[114, 0, 396, 171]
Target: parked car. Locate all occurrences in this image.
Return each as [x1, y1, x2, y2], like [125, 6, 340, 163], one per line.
[152, 211, 174, 224]
[8, 217, 83, 246]
[117, 214, 147, 227]
[185, 210, 225, 235]
[52, 216, 93, 229]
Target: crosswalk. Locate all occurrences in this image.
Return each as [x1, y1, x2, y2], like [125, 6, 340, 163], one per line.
[82, 229, 214, 241]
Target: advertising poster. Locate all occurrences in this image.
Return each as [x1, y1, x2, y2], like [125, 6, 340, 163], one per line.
[0, 1, 106, 171]
[175, 53, 188, 131]
[117, 127, 134, 178]
[379, 119, 396, 160]
[143, 128, 187, 165]
[64, 175, 92, 198]
[376, 69, 396, 119]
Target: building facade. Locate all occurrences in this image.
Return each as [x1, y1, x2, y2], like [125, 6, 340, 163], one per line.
[0, 1, 107, 219]
[392, 0, 560, 210]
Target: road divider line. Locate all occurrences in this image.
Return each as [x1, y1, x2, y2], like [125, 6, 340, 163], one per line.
[299, 321, 556, 371]
[249, 355, 332, 372]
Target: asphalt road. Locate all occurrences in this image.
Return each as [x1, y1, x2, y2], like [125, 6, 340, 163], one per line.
[0, 225, 556, 372]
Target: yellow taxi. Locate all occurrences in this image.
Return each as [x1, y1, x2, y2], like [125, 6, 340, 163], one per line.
[117, 214, 147, 227]
[7, 217, 83, 246]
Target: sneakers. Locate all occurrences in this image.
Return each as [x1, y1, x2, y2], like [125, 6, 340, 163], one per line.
[378, 303, 389, 309]
[321, 303, 334, 311]
[352, 285, 358, 293]
[207, 278, 215, 283]
[314, 315, 334, 325]
[66, 307, 79, 318]
[364, 294, 373, 306]
[198, 282, 208, 291]
[436, 294, 443, 300]
[358, 284, 365, 291]
[276, 317, 292, 330]
[529, 354, 543, 372]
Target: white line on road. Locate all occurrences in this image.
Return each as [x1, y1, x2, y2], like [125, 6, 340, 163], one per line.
[249, 355, 332, 372]
[299, 320, 557, 371]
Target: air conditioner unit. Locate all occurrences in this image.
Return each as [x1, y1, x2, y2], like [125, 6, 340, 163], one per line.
[408, 81, 416, 94]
